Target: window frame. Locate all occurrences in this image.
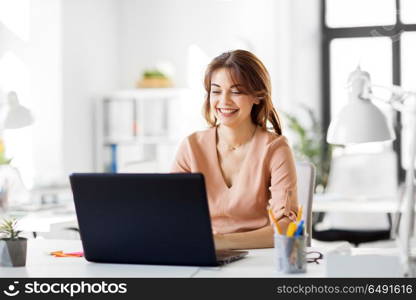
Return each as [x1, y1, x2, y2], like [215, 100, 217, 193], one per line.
[321, 0, 416, 182]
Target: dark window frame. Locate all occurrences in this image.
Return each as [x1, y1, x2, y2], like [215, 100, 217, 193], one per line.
[321, 0, 416, 182]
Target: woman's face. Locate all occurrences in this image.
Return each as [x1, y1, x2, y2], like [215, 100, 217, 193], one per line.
[209, 68, 259, 128]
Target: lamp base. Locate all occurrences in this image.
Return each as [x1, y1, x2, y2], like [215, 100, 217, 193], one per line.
[405, 256, 416, 277]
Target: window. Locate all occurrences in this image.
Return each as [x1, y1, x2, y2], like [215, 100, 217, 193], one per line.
[326, 0, 396, 28]
[400, 0, 416, 24]
[322, 0, 416, 181]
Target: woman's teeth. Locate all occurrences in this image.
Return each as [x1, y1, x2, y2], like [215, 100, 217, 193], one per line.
[217, 108, 239, 116]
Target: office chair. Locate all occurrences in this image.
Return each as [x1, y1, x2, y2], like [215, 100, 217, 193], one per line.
[313, 151, 397, 246]
[295, 161, 316, 246]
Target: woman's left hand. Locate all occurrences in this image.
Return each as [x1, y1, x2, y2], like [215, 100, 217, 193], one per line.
[213, 225, 274, 250]
[213, 233, 230, 250]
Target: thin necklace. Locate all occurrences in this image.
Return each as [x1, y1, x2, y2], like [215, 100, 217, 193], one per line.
[218, 126, 257, 151]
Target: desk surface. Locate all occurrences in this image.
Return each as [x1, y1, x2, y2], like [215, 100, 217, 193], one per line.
[0, 239, 332, 278]
[193, 248, 325, 278]
[0, 240, 198, 278]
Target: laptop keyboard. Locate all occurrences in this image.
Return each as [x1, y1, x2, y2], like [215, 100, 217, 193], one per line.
[216, 250, 248, 265]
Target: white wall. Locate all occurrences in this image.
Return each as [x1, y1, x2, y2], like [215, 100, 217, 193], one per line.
[277, 0, 322, 119]
[0, 0, 63, 187]
[61, 0, 119, 177]
[118, 0, 321, 116]
[30, 0, 64, 186]
[119, 0, 280, 88]
[0, 0, 120, 187]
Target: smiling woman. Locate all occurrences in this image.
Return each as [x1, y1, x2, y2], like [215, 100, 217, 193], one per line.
[209, 70, 259, 135]
[171, 50, 299, 250]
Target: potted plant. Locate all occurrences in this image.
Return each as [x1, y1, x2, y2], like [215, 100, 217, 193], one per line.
[282, 105, 338, 193]
[0, 138, 12, 210]
[0, 138, 12, 165]
[0, 218, 27, 267]
[136, 69, 173, 88]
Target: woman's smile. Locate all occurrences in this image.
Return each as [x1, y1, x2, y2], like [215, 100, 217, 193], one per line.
[217, 107, 239, 117]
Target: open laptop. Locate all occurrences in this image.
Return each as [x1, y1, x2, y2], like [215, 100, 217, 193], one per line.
[69, 173, 248, 266]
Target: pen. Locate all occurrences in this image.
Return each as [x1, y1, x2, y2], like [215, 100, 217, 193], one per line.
[294, 220, 304, 237]
[296, 205, 303, 223]
[267, 208, 282, 235]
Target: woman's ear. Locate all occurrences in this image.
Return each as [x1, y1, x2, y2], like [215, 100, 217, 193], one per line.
[254, 97, 262, 105]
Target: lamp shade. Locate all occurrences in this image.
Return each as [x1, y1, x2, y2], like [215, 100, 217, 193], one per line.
[327, 98, 396, 145]
[4, 91, 34, 129]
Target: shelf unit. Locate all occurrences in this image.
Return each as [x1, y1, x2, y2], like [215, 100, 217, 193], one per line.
[94, 88, 192, 173]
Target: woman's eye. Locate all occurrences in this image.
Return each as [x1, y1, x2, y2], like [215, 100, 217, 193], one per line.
[231, 91, 241, 94]
[211, 91, 221, 94]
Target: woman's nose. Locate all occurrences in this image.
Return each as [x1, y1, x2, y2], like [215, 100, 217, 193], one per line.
[218, 92, 233, 105]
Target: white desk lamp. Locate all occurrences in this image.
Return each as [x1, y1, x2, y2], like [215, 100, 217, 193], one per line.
[3, 91, 34, 129]
[327, 66, 416, 277]
[0, 91, 34, 210]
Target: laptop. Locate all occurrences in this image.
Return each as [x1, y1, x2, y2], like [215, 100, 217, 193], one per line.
[69, 173, 248, 266]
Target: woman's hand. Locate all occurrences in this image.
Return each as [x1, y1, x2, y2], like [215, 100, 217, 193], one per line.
[213, 233, 230, 250]
[213, 226, 274, 250]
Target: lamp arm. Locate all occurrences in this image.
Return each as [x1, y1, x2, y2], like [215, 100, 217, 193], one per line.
[369, 84, 416, 276]
[399, 112, 416, 277]
[372, 84, 416, 97]
[367, 85, 416, 114]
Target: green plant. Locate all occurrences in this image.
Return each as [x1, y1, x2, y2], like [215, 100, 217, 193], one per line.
[282, 105, 335, 191]
[0, 218, 22, 240]
[0, 138, 12, 165]
[142, 69, 168, 79]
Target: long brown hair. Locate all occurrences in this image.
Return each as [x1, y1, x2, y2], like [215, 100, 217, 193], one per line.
[203, 49, 282, 135]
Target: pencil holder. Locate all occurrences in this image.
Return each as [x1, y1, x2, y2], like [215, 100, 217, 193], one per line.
[274, 234, 307, 274]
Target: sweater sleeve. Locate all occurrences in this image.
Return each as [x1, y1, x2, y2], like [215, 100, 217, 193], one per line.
[268, 136, 299, 231]
[171, 137, 192, 173]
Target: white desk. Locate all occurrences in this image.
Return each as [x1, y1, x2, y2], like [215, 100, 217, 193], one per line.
[0, 239, 333, 278]
[194, 248, 325, 278]
[0, 240, 198, 278]
[5, 203, 78, 237]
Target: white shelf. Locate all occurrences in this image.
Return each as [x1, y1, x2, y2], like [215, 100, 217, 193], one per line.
[103, 136, 178, 145]
[95, 88, 191, 173]
[104, 88, 190, 99]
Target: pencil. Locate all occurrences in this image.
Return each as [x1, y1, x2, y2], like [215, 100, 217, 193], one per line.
[296, 205, 303, 223]
[267, 208, 282, 234]
[286, 222, 297, 237]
